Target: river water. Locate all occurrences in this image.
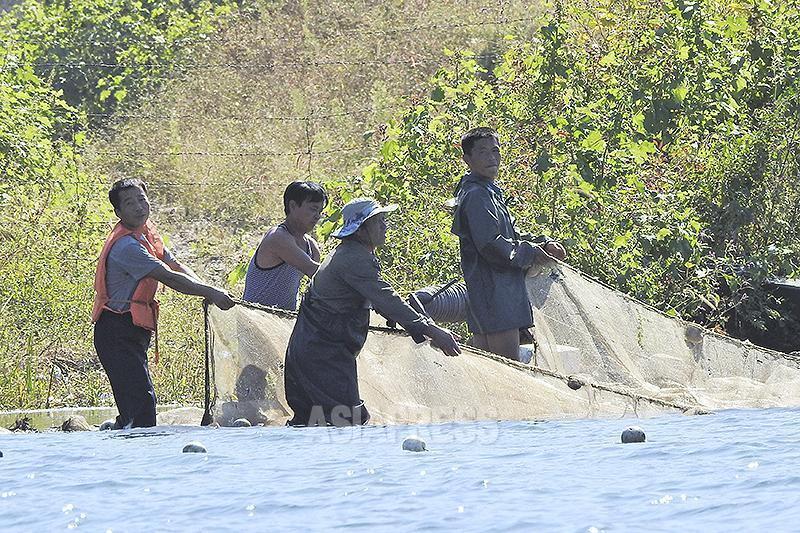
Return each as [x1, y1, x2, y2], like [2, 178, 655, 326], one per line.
[1, 407, 799, 531]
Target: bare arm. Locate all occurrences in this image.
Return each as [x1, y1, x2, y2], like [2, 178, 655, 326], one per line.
[146, 264, 235, 310]
[161, 246, 202, 280]
[170, 260, 202, 281]
[309, 236, 321, 263]
[258, 231, 320, 278]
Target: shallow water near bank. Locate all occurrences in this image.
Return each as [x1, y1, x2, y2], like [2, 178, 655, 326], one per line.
[1, 408, 799, 531]
[0, 405, 183, 430]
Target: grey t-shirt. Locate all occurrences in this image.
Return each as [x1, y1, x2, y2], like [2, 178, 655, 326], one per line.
[105, 235, 176, 312]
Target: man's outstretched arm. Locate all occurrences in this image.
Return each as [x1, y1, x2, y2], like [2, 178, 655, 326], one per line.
[146, 264, 235, 310]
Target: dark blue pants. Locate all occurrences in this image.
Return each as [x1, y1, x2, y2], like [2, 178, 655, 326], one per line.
[94, 311, 157, 428]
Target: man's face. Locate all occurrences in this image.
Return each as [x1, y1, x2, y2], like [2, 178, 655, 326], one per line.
[115, 186, 151, 229]
[463, 136, 501, 179]
[288, 199, 325, 233]
[362, 212, 388, 248]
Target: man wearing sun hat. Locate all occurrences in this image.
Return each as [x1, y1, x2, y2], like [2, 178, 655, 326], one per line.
[284, 197, 461, 427]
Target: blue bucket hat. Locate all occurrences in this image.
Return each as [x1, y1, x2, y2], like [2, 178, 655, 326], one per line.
[332, 197, 398, 238]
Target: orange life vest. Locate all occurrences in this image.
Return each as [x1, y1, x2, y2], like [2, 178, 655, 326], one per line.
[92, 220, 175, 331]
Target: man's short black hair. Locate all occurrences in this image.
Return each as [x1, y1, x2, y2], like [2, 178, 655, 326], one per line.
[461, 127, 499, 156]
[283, 181, 328, 215]
[109, 178, 147, 210]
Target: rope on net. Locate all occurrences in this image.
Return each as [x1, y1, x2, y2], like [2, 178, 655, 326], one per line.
[208, 297, 706, 415]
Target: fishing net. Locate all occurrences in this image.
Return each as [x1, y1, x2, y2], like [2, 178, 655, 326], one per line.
[203, 258, 800, 426]
[526, 260, 800, 411]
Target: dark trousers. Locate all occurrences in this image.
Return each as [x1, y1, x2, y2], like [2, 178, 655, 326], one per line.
[284, 304, 371, 427]
[285, 362, 370, 427]
[94, 311, 157, 428]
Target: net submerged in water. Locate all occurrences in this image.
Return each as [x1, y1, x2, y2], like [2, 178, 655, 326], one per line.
[205, 259, 800, 426]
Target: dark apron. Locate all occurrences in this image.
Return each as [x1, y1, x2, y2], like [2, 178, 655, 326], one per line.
[284, 296, 371, 426]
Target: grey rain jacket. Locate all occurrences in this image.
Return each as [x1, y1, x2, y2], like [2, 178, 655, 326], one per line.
[451, 172, 545, 334]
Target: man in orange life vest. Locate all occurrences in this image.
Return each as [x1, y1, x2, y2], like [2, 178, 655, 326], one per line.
[92, 178, 235, 428]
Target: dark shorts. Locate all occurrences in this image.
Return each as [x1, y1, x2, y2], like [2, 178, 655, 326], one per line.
[94, 311, 156, 428]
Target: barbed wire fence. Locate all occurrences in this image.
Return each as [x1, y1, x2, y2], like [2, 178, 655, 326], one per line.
[0, 15, 538, 48]
[4, 5, 538, 399]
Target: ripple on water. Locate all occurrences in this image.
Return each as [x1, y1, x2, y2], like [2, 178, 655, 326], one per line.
[2, 408, 800, 531]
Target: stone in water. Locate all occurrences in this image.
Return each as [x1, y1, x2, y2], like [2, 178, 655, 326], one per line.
[61, 415, 92, 432]
[182, 441, 207, 454]
[402, 436, 427, 452]
[621, 426, 646, 443]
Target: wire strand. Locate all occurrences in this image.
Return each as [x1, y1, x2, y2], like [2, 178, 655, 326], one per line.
[0, 16, 538, 47]
[93, 145, 365, 158]
[24, 53, 495, 70]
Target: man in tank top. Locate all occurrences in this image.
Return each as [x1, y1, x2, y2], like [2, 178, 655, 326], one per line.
[243, 181, 327, 310]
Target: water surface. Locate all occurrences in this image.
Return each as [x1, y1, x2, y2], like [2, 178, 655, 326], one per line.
[1, 408, 799, 531]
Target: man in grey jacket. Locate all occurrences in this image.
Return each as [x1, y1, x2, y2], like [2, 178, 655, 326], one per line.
[451, 127, 567, 361]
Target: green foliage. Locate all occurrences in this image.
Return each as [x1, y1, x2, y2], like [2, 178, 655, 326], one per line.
[3, 0, 800, 412]
[0, 38, 110, 409]
[1, 0, 237, 117]
[350, 0, 800, 351]
[0, 0, 238, 409]
[0, 0, 537, 409]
